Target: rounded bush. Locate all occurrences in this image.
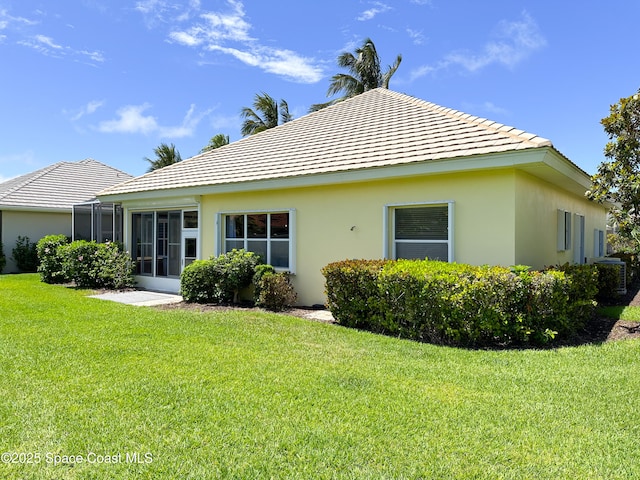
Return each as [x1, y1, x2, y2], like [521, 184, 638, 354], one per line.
[36, 234, 70, 284]
[180, 249, 261, 304]
[256, 273, 297, 311]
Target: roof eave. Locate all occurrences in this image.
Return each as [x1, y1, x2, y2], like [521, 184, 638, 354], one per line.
[99, 147, 597, 204]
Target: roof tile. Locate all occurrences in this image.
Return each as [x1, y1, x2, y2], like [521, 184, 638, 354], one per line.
[99, 89, 555, 197]
[0, 159, 133, 209]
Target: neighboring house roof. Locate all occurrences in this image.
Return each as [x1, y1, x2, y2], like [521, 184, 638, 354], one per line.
[98, 88, 582, 198]
[0, 159, 133, 211]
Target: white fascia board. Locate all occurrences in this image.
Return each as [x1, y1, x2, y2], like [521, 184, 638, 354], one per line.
[99, 147, 590, 202]
[117, 196, 201, 210]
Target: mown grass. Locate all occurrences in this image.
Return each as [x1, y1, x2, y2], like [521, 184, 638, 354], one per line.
[600, 304, 640, 322]
[0, 274, 639, 479]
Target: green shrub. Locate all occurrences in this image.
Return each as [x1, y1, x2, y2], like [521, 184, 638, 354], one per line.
[549, 263, 598, 327]
[0, 241, 5, 273]
[256, 273, 297, 312]
[180, 260, 221, 303]
[36, 234, 70, 284]
[12, 235, 39, 272]
[58, 240, 134, 289]
[252, 264, 276, 300]
[322, 259, 389, 329]
[323, 259, 597, 348]
[595, 263, 622, 301]
[180, 249, 260, 304]
[215, 249, 261, 303]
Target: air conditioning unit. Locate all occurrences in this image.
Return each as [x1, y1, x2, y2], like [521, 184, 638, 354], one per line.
[594, 258, 627, 295]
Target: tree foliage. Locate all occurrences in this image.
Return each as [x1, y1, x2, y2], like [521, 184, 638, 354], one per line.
[240, 93, 292, 136]
[588, 89, 640, 244]
[144, 143, 182, 172]
[310, 38, 402, 111]
[201, 133, 230, 153]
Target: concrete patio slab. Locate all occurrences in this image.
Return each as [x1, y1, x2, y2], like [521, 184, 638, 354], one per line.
[89, 290, 183, 307]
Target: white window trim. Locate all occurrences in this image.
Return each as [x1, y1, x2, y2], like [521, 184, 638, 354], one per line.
[383, 201, 454, 262]
[216, 208, 296, 274]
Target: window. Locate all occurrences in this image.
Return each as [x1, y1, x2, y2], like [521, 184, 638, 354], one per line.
[222, 211, 292, 269]
[573, 214, 585, 264]
[388, 203, 453, 261]
[557, 209, 572, 251]
[594, 229, 605, 257]
[73, 202, 123, 243]
[183, 210, 198, 229]
[131, 210, 199, 277]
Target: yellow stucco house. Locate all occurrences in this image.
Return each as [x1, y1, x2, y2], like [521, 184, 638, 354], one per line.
[0, 159, 132, 273]
[98, 89, 608, 305]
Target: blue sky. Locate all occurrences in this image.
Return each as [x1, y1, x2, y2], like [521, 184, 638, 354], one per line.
[1, 1, 638, 182]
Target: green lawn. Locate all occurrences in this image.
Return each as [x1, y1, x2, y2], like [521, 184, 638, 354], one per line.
[1, 274, 639, 479]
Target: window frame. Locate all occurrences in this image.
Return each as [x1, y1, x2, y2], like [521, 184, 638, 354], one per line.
[216, 209, 296, 273]
[384, 201, 454, 262]
[557, 209, 572, 251]
[594, 229, 605, 257]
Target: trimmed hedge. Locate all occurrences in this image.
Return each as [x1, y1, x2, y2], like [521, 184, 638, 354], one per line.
[323, 259, 599, 348]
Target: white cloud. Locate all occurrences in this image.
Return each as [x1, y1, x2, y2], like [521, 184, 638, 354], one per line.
[17, 33, 105, 64]
[97, 104, 210, 138]
[65, 100, 106, 122]
[98, 104, 158, 135]
[357, 2, 392, 21]
[34, 34, 62, 49]
[162, 0, 323, 83]
[409, 11, 545, 81]
[407, 28, 426, 45]
[445, 11, 546, 71]
[158, 104, 213, 137]
[0, 9, 39, 29]
[208, 45, 323, 83]
[169, 30, 200, 47]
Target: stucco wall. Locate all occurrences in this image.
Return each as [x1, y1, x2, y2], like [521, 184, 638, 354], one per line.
[1, 210, 70, 273]
[200, 169, 518, 306]
[514, 171, 607, 269]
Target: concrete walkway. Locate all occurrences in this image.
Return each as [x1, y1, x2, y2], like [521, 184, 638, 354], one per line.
[88, 290, 335, 321]
[89, 290, 183, 307]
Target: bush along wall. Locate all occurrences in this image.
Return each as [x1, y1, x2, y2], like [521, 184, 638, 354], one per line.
[36, 234, 71, 284]
[0, 241, 6, 273]
[45, 239, 135, 289]
[12, 235, 39, 272]
[323, 259, 600, 348]
[180, 249, 298, 311]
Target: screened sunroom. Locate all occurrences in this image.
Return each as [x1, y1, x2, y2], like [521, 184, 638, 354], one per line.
[72, 200, 123, 243]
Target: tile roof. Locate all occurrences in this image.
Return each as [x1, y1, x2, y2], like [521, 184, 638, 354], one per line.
[99, 88, 554, 197]
[0, 159, 133, 210]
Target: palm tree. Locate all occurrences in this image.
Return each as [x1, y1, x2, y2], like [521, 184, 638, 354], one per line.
[144, 143, 182, 172]
[200, 133, 230, 153]
[240, 92, 292, 136]
[310, 38, 402, 111]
